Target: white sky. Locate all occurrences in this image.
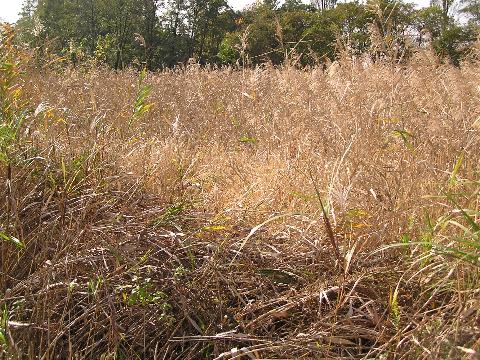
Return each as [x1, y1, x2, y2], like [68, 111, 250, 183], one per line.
[0, 0, 23, 23]
[1, 0, 430, 23]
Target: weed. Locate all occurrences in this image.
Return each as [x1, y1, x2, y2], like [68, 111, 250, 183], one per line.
[129, 69, 153, 125]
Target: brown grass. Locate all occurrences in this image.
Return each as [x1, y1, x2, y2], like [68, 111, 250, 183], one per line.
[1, 44, 479, 358]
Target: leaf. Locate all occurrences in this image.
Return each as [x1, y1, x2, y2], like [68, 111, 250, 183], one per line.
[432, 244, 480, 267]
[400, 234, 410, 244]
[392, 129, 414, 151]
[203, 225, 227, 231]
[0, 61, 14, 72]
[239, 135, 257, 144]
[34, 102, 48, 117]
[0, 231, 24, 249]
[445, 193, 480, 233]
[0, 328, 6, 345]
[448, 152, 464, 188]
[229, 213, 297, 265]
[130, 76, 153, 124]
[61, 156, 67, 185]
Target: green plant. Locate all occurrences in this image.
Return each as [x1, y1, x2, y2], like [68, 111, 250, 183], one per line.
[425, 190, 480, 267]
[0, 25, 28, 164]
[419, 153, 479, 267]
[389, 286, 401, 328]
[239, 134, 258, 144]
[129, 69, 153, 125]
[0, 305, 8, 350]
[88, 275, 104, 297]
[392, 129, 414, 151]
[123, 278, 173, 324]
[153, 203, 186, 227]
[173, 265, 188, 280]
[0, 231, 24, 250]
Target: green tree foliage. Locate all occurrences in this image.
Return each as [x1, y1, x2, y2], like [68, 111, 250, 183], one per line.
[415, 5, 477, 64]
[12, 0, 479, 69]
[460, 0, 480, 27]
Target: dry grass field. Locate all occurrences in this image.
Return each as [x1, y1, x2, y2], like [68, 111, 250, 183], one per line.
[1, 28, 480, 358]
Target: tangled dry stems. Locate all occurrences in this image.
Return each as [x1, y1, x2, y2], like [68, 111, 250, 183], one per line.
[1, 51, 480, 358]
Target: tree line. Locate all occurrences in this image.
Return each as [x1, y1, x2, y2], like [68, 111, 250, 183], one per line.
[12, 0, 480, 69]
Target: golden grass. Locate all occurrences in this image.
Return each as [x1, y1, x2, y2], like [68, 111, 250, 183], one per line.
[1, 48, 479, 358]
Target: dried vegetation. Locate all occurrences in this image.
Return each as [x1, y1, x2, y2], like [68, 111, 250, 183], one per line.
[1, 26, 480, 359]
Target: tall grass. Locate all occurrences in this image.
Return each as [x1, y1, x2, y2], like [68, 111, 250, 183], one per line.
[1, 25, 479, 358]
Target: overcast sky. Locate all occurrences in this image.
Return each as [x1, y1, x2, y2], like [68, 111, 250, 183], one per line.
[1, 0, 431, 23]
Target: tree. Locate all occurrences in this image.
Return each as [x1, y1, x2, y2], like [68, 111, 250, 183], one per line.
[460, 0, 480, 26]
[14, 0, 479, 69]
[16, 0, 40, 45]
[187, 0, 231, 62]
[243, 2, 284, 64]
[415, 5, 477, 64]
[433, 23, 477, 64]
[311, 0, 338, 11]
[138, 0, 162, 68]
[329, 2, 372, 57]
[430, 0, 456, 17]
[365, 0, 416, 61]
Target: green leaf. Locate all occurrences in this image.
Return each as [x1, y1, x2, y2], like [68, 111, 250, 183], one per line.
[0, 61, 14, 72]
[392, 129, 414, 151]
[400, 233, 410, 244]
[130, 74, 153, 124]
[448, 152, 464, 188]
[0, 328, 6, 345]
[445, 193, 480, 233]
[239, 135, 257, 144]
[0, 231, 24, 249]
